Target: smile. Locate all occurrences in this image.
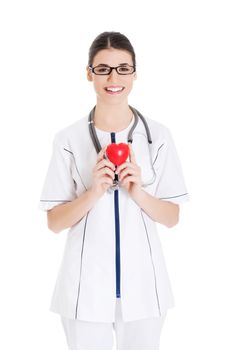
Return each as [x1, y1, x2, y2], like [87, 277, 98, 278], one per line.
[104, 86, 125, 94]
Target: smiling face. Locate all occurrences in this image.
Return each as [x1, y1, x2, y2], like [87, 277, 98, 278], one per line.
[87, 48, 137, 105]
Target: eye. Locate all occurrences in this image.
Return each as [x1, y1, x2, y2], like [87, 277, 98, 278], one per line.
[117, 65, 134, 74]
[119, 66, 130, 72]
[95, 67, 110, 74]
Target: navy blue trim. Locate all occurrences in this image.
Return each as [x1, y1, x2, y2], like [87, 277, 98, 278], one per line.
[111, 132, 121, 298]
[114, 189, 121, 298]
[40, 199, 71, 202]
[75, 212, 89, 319]
[63, 147, 87, 191]
[159, 193, 188, 200]
[140, 210, 161, 316]
[152, 143, 164, 165]
[63, 148, 73, 154]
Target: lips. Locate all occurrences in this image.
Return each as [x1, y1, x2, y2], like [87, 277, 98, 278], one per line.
[104, 86, 125, 94]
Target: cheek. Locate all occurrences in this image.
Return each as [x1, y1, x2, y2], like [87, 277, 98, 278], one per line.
[93, 81, 103, 94]
[124, 79, 134, 92]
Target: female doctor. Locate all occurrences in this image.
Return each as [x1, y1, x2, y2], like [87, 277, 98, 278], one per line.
[39, 31, 189, 350]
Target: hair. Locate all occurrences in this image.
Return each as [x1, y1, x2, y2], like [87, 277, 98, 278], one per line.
[88, 31, 136, 67]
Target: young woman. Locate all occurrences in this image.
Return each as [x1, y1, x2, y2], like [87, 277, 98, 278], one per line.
[39, 31, 189, 350]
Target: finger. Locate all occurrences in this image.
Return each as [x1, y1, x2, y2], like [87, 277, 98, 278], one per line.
[96, 158, 116, 171]
[119, 168, 137, 181]
[116, 161, 135, 174]
[121, 175, 139, 185]
[97, 145, 108, 163]
[128, 143, 137, 164]
[97, 167, 115, 180]
[100, 176, 114, 186]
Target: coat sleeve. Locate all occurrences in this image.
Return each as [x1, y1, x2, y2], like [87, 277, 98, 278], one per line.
[38, 133, 77, 211]
[153, 126, 189, 204]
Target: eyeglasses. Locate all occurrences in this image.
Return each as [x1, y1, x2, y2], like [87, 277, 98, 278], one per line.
[89, 64, 136, 75]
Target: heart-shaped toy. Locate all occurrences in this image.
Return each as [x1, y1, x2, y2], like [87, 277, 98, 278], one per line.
[106, 143, 130, 166]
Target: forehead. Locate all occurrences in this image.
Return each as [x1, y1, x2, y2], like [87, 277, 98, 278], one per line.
[93, 48, 133, 66]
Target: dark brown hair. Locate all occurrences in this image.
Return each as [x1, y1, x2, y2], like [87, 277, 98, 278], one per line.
[88, 31, 136, 67]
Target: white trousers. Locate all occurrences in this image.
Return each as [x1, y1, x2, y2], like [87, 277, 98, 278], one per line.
[61, 298, 167, 350]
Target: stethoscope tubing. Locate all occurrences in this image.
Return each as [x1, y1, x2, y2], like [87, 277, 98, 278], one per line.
[87, 105, 156, 187]
[88, 105, 152, 153]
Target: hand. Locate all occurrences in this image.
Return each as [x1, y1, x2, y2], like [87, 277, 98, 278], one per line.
[116, 143, 142, 197]
[90, 146, 116, 198]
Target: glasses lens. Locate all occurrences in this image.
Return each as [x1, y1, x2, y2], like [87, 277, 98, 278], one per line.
[93, 66, 111, 75]
[117, 66, 135, 74]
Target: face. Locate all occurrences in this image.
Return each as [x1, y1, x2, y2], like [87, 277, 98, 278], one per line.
[86, 48, 137, 105]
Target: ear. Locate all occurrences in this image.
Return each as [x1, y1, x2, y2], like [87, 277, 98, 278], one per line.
[86, 65, 93, 82]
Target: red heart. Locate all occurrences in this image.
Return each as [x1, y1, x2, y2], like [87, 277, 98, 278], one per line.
[106, 143, 130, 166]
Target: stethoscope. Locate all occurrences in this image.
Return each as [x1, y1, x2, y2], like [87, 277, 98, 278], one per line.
[88, 105, 156, 189]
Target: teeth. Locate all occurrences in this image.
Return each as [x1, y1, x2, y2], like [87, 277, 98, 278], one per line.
[106, 87, 124, 92]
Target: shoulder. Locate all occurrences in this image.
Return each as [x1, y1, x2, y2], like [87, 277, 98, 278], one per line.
[143, 115, 173, 144]
[52, 115, 88, 146]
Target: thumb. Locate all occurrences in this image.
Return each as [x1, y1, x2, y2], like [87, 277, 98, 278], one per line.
[128, 143, 136, 164]
[97, 145, 108, 162]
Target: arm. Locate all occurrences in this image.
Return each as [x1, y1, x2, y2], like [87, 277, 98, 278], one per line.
[47, 189, 100, 234]
[116, 144, 179, 228]
[47, 145, 116, 234]
[130, 189, 179, 228]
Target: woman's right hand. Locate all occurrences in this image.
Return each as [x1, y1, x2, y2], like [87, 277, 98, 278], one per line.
[89, 146, 116, 198]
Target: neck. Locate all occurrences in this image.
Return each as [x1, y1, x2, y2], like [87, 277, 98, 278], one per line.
[93, 101, 133, 132]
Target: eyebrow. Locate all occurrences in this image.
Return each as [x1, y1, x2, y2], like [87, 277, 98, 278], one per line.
[96, 63, 131, 67]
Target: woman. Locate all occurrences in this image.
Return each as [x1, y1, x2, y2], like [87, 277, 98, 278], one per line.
[39, 31, 189, 350]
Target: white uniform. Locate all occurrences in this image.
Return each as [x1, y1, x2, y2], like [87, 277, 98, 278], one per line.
[38, 112, 189, 323]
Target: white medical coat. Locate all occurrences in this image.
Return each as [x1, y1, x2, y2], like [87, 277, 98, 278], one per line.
[38, 112, 189, 322]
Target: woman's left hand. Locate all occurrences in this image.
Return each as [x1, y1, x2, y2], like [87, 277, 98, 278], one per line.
[116, 143, 142, 197]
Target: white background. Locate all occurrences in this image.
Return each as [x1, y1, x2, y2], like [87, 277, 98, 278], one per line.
[0, 0, 233, 349]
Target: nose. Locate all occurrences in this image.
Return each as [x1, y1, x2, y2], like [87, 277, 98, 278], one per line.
[107, 68, 119, 80]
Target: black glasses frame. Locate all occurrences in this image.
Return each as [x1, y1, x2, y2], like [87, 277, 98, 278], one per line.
[89, 64, 136, 75]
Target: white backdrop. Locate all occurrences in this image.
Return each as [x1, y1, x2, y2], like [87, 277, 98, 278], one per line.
[0, 0, 233, 349]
